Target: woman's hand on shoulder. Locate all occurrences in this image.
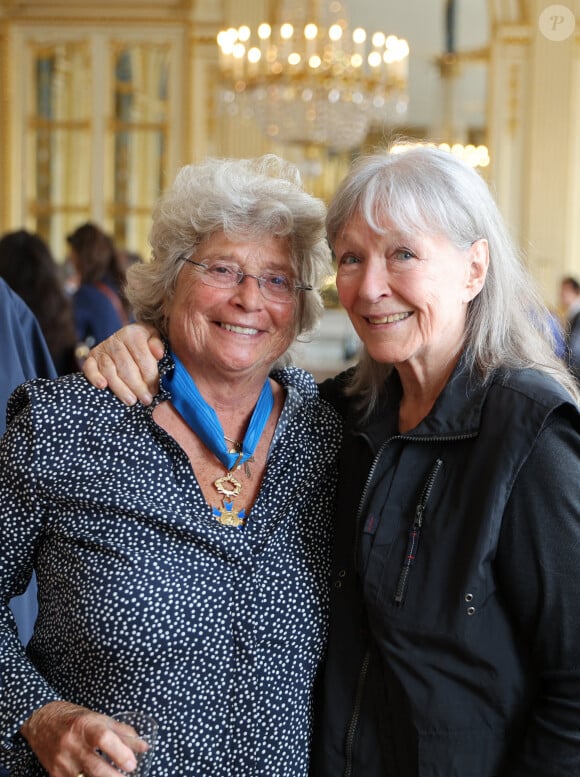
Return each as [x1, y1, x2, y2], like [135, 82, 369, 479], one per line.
[20, 700, 138, 776]
[82, 323, 164, 406]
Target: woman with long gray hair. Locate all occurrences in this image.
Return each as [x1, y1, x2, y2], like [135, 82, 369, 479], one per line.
[314, 144, 580, 776]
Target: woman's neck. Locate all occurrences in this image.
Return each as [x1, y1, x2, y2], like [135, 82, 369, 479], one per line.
[396, 354, 460, 433]
[199, 372, 271, 411]
[183, 367, 277, 444]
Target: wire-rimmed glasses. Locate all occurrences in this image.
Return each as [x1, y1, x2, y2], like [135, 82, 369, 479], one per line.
[182, 257, 312, 304]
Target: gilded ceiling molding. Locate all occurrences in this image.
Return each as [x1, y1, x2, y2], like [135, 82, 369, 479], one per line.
[0, 0, 196, 22]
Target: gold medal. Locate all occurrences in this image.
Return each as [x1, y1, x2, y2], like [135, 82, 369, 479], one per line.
[212, 473, 246, 527]
[213, 498, 247, 527]
[214, 472, 242, 497]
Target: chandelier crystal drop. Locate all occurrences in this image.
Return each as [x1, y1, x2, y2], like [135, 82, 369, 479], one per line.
[217, 1, 409, 153]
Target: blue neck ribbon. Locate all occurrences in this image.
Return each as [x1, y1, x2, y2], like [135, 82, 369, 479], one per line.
[162, 351, 274, 471]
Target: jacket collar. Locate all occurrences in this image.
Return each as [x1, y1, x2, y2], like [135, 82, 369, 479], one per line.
[359, 356, 490, 452]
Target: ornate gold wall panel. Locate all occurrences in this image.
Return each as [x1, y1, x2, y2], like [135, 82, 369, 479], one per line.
[0, 0, 206, 259]
[488, 0, 580, 304]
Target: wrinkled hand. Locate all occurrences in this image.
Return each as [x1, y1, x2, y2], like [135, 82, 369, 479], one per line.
[82, 323, 164, 406]
[20, 700, 141, 776]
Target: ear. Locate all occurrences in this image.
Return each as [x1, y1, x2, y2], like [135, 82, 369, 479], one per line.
[463, 238, 489, 302]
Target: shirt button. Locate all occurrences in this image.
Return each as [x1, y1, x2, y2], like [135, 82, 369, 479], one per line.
[464, 592, 474, 602]
[467, 606, 476, 616]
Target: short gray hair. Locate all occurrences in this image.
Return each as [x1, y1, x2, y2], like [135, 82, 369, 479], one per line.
[326, 143, 579, 410]
[126, 155, 331, 363]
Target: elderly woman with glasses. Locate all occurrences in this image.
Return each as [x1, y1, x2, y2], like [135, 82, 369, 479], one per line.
[0, 156, 341, 777]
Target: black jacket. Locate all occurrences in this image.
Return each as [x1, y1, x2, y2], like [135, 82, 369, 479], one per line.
[315, 362, 580, 777]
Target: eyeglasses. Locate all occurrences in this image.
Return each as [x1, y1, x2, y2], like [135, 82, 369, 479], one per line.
[182, 257, 312, 304]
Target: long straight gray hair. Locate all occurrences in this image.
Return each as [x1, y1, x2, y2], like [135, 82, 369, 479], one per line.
[326, 144, 579, 413]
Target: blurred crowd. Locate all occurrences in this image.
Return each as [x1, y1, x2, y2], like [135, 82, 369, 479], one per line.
[0, 223, 137, 376]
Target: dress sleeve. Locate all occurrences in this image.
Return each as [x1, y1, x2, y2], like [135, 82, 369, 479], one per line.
[496, 405, 580, 775]
[0, 282, 56, 435]
[0, 391, 61, 758]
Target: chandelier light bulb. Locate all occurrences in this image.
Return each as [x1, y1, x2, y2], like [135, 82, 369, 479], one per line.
[328, 24, 343, 42]
[305, 23, 318, 40]
[352, 28, 367, 45]
[232, 42, 246, 60]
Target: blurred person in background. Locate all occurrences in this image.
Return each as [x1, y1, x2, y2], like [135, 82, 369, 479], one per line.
[560, 275, 580, 379]
[67, 222, 133, 348]
[0, 279, 57, 764]
[0, 230, 79, 375]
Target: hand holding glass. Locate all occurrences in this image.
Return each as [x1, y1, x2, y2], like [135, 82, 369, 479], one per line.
[103, 710, 158, 776]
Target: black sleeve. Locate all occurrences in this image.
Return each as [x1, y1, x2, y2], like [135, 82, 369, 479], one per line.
[496, 405, 580, 776]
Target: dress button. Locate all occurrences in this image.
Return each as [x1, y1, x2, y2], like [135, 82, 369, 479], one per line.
[464, 593, 474, 602]
[467, 606, 476, 616]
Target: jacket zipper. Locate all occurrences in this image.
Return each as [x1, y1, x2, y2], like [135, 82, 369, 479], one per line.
[343, 649, 370, 777]
[343, 431, 475, 774]
[342, 438, 389, 777]
[393, 457, 443, 605]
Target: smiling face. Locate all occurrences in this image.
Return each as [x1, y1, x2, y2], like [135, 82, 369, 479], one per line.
[167, 232, 298, 386]
[334, 212, 488, 385]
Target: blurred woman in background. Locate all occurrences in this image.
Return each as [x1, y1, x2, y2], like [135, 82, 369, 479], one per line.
[67, 222, 133, 347]
[0, 230, 78, 375]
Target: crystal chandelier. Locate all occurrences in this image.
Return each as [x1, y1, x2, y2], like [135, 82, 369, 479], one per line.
[216, 0, 409, 153]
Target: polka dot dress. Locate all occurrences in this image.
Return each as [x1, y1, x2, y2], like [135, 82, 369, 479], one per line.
[0, 361, 342, 776]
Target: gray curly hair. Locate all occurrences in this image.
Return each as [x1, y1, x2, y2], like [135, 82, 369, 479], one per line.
[326, 143, 579, 411]
[126, 155, 332, 364]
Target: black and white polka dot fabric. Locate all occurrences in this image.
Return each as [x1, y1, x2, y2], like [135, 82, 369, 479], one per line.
[0, 359, 341, 776]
